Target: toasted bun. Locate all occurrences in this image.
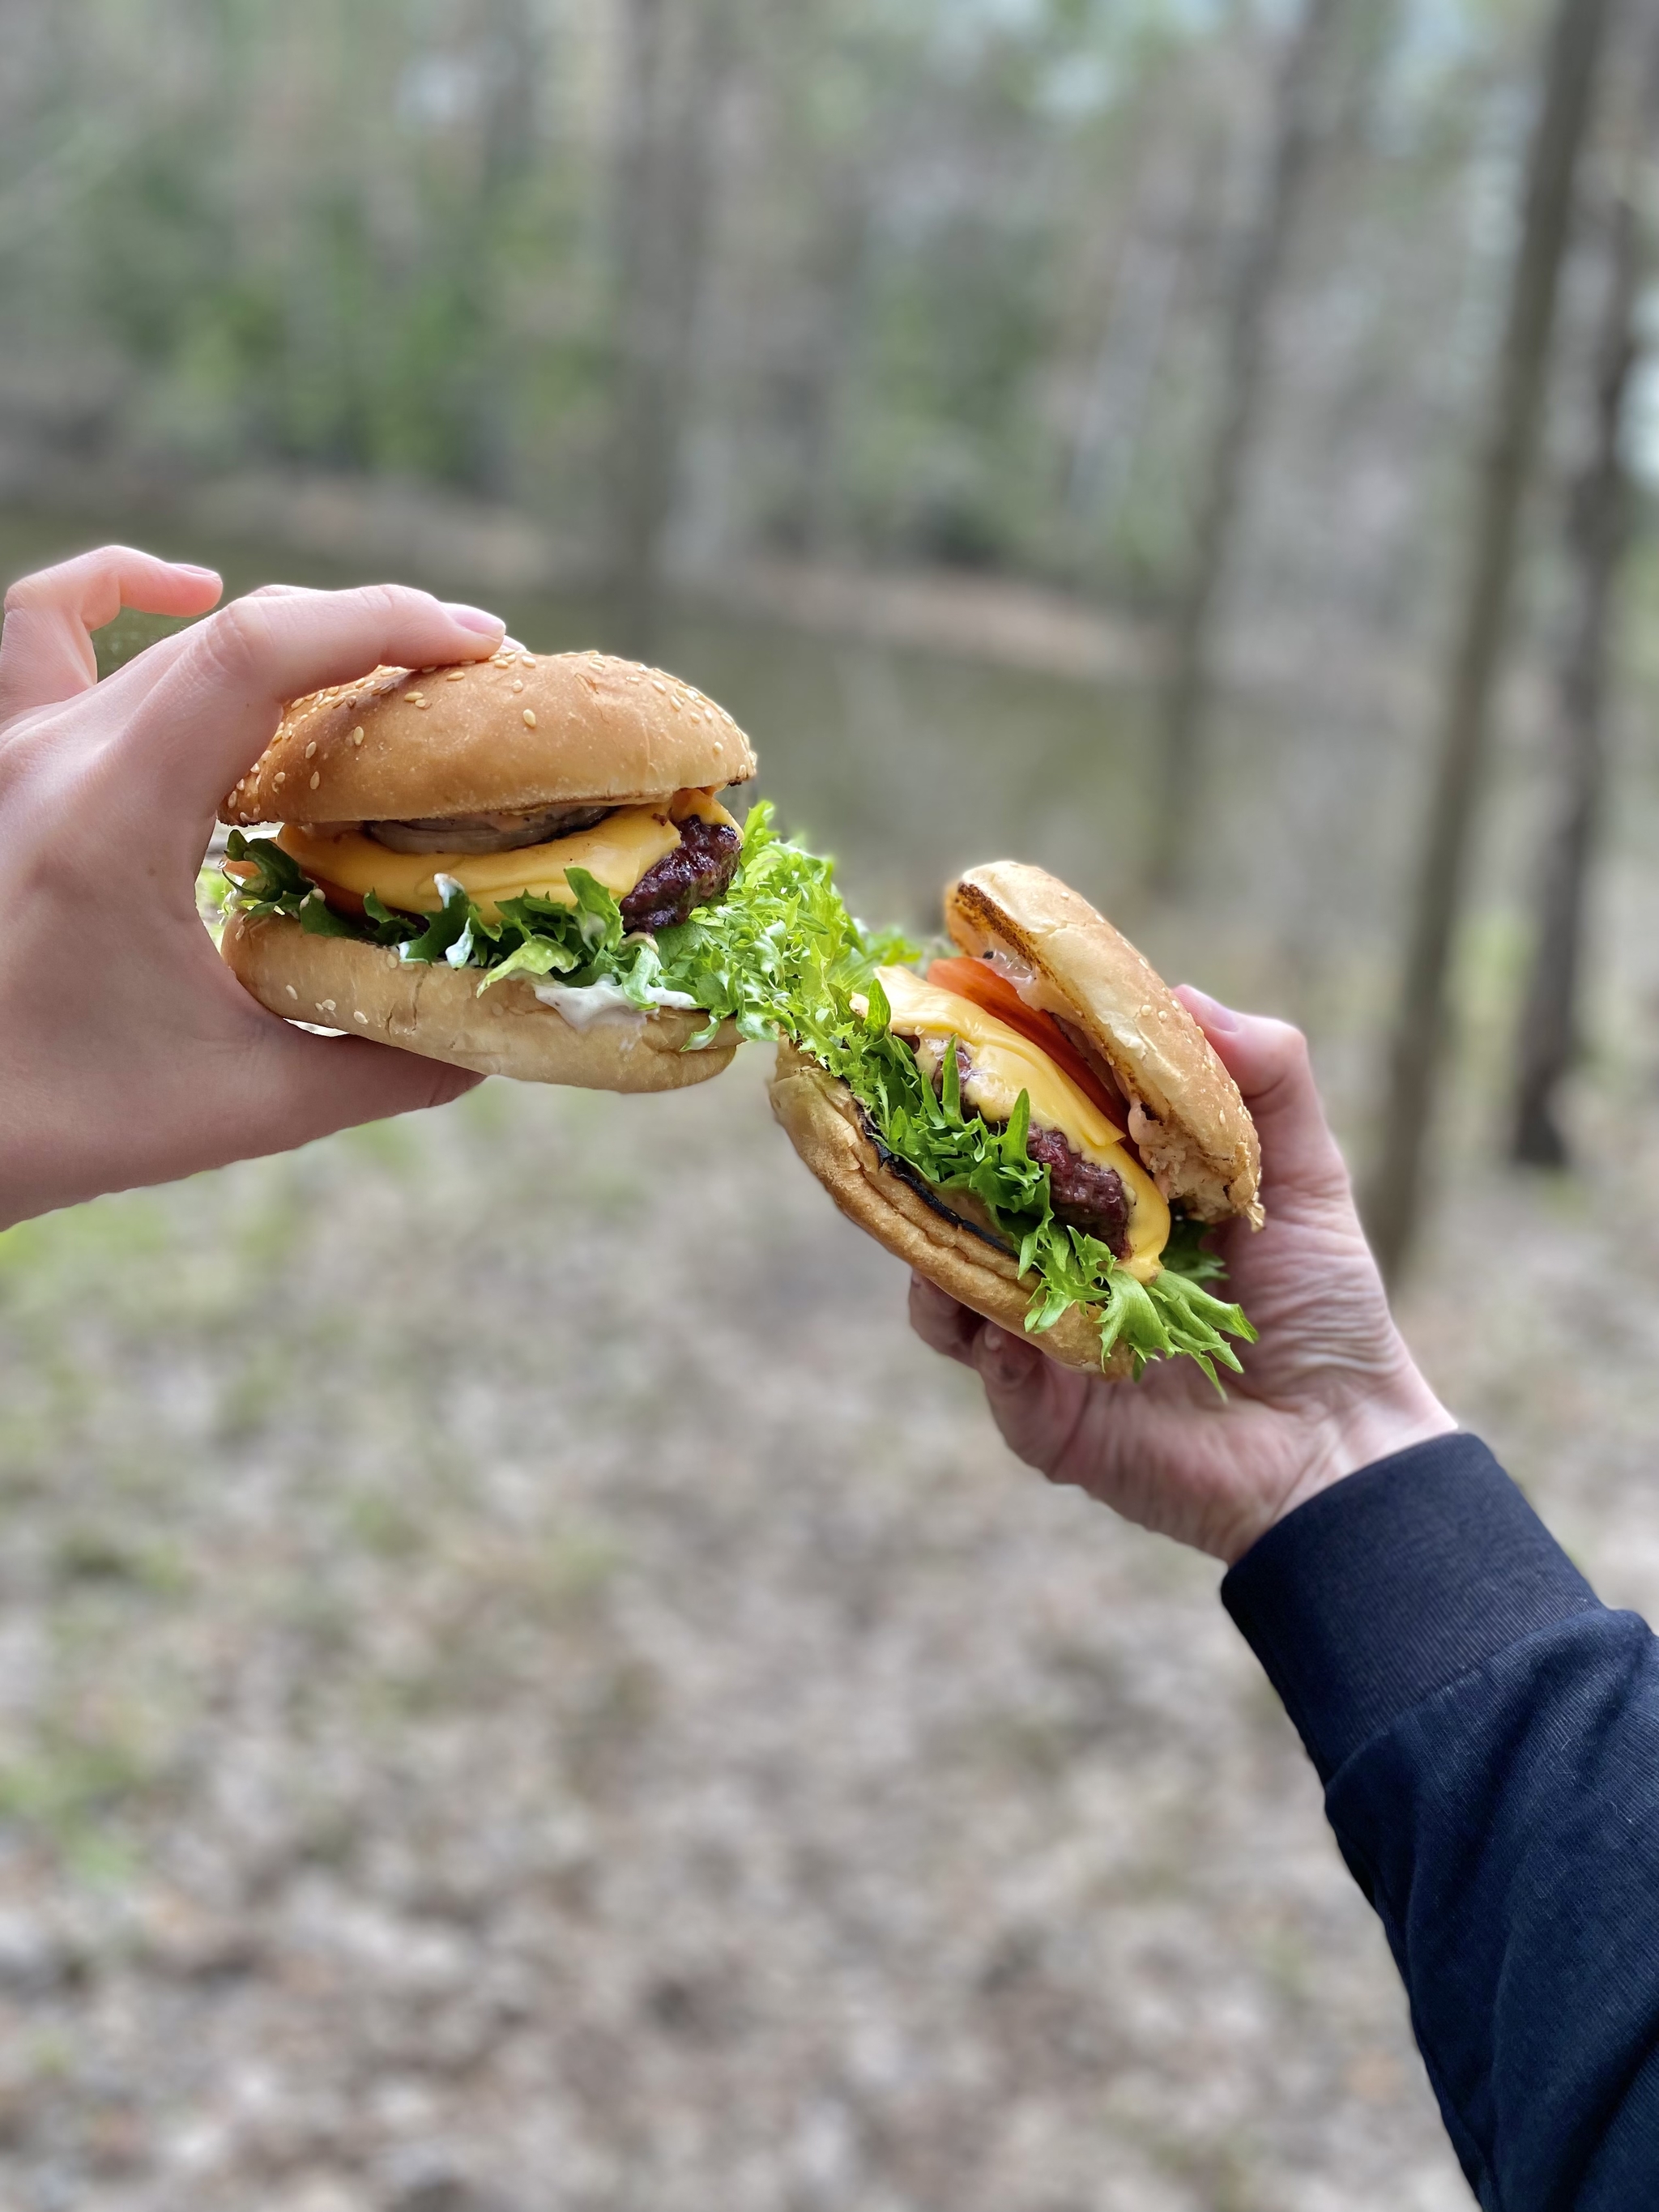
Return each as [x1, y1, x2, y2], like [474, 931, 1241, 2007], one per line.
[222, 648, 757, 828]
[222, 910, 737, 1091]
[945, 863, 1261, 1225]
[768, 1041, 1131, 1376]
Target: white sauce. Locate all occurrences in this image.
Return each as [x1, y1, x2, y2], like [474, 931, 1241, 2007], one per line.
[531, 978, 645, 1027]
[530, 975, 702, 1027]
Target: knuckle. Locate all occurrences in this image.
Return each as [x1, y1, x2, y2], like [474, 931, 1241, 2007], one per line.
[4, 544, 138, 613]
[356, 579, 422, 629]
[193, 595, 272, 687]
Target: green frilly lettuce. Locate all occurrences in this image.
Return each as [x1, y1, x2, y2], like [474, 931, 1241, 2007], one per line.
[223, 809, 1254, 1379]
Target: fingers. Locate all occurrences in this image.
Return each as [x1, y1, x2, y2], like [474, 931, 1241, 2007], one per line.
[126, 582, 506, 808]
[0, 546, 222, 722]
[239, 1026, 484, 1158]
[1175, 986, 1350, 1208]
[908, 1272, 983, 1366]
[969, 1323, 1093, 1473]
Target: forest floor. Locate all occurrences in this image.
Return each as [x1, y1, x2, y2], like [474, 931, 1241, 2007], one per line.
[2, 1031, 1657, 2212]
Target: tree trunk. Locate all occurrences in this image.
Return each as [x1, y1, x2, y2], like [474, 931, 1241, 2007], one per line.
[1149, 0, 1345, 895]
[608, 0, 733, 661]
[1512, 6, 1659, 1166]
[1361, 0, 1614, 1285]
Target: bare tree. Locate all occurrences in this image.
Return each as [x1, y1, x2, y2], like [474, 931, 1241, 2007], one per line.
[1149, 0, 1346, 894]
[608, 0, 734, 659]
[1513, 4, 1659, 1166]
[1362, 0, 1614, 1285]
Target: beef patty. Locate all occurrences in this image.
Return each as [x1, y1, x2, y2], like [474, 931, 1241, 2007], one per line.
[621, 816, 742, 932]
[1025, 1124, 1131, 1258]
[922, 1041, 1132, 1258]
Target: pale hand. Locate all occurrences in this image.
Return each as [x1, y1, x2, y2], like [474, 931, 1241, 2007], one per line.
[909, 991, 1456, 1563]
[0, 546, 509, 1231]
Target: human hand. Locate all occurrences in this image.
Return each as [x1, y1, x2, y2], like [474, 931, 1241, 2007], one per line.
[909, 991, 1455, 1562]
[0, 545, 508, 1231]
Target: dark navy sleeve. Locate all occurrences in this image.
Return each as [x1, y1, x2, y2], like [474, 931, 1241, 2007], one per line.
[1221, 1434, 1659, 2210]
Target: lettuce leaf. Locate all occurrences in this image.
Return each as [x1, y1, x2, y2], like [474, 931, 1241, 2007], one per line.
[220, 805, 1253, 1377]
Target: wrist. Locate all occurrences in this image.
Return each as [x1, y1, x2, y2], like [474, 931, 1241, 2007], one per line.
[1241, 1356, 1457, 1566]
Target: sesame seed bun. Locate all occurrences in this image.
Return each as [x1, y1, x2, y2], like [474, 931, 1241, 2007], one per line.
[768, 1040, 1132, 1375]
[945, 863, 1261, 1226]
[221, 648, 757, 829]
[222, 910, 738, 1091]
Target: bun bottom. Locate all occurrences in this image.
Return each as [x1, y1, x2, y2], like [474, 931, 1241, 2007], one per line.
[222, 910, 737, 1091]
[767, 1040, 1128, 1377]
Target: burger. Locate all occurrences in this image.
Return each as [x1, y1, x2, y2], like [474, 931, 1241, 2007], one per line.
[219, 646, 758, 1089]
[216, 661, 1259, 1383]
[768, 863, 1262, 1380]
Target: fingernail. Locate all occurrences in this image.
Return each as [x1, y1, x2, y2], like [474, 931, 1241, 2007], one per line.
[177, 563, 220, 579]
[445, 603, 505, 635]
[1181, 986, 1240, 1037]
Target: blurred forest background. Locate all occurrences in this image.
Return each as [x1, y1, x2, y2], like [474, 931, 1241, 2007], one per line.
[4, 1, 1659, 2207]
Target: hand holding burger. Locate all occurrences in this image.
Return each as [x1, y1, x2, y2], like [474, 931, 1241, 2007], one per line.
[909, 991, 1456, 1562]
[0, 548, 505, 1231]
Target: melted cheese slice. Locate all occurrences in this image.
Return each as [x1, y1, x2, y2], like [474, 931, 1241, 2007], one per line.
[278, 791, 736, 924]
[874, 965, 1170, 1279]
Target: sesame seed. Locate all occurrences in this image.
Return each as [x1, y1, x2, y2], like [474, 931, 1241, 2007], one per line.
[285, 985, 299, 1000]
[353, 1011, 369, 1025]
[404, 691, 424, 705]
[520, 654, 537, 666]
[522, 709, 537, 727]
[511, 680, 523, 693]
[352, 728, 365, 745]
[446, 670, 467, 682]
[274, 770, 286, 786]
[305, 740, 317, 759]
[309, 771, 321, 790]
[416, 701, 429, 710]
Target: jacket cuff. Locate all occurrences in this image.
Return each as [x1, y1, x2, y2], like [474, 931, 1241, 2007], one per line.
[1221, 1433, 1600, 1782]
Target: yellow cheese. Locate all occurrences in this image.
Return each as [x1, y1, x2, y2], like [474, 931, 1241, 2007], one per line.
[873, 965, 1170, 1278]
[278, 791, 736, 925]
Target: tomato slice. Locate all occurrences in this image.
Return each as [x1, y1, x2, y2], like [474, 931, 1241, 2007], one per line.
[309, 874, 369, 918]
[925, 957, 1127, 1131]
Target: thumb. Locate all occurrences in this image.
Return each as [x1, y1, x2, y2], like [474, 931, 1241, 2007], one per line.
[1175, 987, 1350, 1210]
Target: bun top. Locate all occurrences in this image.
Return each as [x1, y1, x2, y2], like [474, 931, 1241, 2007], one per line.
[944, 862, 1262, 1225]
[221, 646, 757, 827]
